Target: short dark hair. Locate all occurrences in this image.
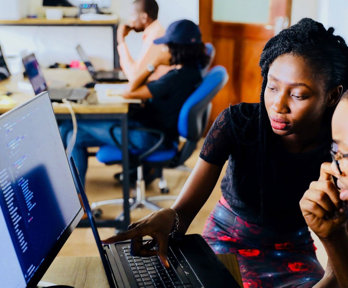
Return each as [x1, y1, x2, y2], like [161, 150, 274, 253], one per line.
[134, 0, 159, 20]
[168, 42, 210, 68]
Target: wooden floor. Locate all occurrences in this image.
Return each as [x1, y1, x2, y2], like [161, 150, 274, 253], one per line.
[58, 139, 328, 268]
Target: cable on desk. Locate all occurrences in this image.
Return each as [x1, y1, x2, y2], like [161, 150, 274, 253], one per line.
[62, 99, 78, 158]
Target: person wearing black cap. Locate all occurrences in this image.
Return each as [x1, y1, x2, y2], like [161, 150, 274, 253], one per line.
[62, 19, 209, 186]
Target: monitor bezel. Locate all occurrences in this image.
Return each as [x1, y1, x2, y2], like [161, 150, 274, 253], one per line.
[0, 92, 84, 288]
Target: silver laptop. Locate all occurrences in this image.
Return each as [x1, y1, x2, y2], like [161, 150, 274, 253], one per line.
[76, 44, 127, 82]
[22, 53, 89, 102]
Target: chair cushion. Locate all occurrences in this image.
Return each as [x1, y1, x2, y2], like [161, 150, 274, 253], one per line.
[96, 143, 178, 164]
[96, 145, 123, 163]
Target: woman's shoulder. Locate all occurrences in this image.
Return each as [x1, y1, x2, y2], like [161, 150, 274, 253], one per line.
[218, 103, 260, 143]
[223, 102, 260, 127]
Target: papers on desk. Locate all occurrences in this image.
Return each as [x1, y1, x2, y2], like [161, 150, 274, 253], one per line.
[94, 84, 141, 104]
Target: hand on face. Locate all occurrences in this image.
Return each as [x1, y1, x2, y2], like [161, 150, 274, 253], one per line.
[300, 162, 347, 239]
[102, 208, 177, 268]
[117, 24, 134, 44]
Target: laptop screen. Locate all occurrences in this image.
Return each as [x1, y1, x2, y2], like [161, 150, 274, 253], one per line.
[22, 54, 48, 95]
[0, 93, 83, 288]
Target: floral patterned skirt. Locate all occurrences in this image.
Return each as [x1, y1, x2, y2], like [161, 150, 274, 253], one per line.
[202, 197, 324, 288]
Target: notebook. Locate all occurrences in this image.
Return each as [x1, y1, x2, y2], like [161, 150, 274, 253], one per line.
[76, 44, 127, 82]
[0, 92, 83, 288]
[22, 53, 89, 102]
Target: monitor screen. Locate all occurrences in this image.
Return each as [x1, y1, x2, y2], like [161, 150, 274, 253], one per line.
[43, 0, 111, 8]
[0, 93, 83, 288]
[22, 54, 48, 95]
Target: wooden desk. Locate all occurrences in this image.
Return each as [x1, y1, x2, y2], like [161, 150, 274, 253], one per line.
[0, 18, 120, 69]
[0, 70, 131, 230]
[41, 255, 243, 288]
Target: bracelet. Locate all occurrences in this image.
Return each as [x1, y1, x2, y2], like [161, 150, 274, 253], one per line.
[169, 210, 180, 239]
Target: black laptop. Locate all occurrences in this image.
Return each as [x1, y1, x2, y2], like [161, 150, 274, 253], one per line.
[76, 44, 128, 82]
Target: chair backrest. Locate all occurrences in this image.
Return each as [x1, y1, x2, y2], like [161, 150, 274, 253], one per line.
[172, 65, 228, 166]
[178, 65, 228, 141]
[201, 43, 216, 77]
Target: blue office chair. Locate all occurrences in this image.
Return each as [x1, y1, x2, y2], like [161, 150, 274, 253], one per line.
[201, 43, 216, 77]
[92, 65, 228, 215]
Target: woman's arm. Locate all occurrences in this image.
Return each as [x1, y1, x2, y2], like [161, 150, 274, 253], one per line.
[173, 158, 223, 233]
[127, 48, 171, 92]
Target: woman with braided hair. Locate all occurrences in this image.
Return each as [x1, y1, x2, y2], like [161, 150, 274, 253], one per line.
[104, 18, 348, 287]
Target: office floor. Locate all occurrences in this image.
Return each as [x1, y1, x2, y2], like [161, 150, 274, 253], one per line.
[58, 139, 328, 268]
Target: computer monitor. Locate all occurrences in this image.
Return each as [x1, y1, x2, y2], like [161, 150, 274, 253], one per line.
[43, 0, 111, 8]
[0, 92, 83, 288]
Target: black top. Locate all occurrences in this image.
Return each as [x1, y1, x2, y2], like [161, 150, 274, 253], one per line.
[132, 66, 202, 143]
[200, 103, 332, 232]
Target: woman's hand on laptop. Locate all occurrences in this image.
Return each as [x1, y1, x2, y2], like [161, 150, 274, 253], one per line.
[300, 162, 346, 240]
[102, 208, 177, 268]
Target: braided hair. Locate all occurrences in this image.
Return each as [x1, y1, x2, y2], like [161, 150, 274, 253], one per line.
[257, 18, 348, 222]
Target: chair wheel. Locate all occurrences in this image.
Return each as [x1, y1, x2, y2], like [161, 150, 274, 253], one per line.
[160, 187, 170, 194]
[93, 208, 103, 218]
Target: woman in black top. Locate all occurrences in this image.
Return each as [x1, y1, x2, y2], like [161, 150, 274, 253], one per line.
[104, 18, 348, 287]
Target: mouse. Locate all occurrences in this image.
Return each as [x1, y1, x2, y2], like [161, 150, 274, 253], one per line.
[84, 81, 96, 88]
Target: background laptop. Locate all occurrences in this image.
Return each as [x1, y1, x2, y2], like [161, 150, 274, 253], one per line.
[76, 44, 127, 82]
[0, 92, 83, 288]
[22, 53, 89, 102]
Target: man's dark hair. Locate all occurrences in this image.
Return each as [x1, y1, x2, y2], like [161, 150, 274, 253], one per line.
[168, 42, 210, 68]
[257, 18, 348, 222]
[134, 0, 159, 20]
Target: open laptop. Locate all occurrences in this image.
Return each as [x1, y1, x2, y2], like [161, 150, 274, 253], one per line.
[76, 44, 127, 82]
[0, 92, 83, 288]
[0, 92, 240, 288]
[22, 53, 89, 102]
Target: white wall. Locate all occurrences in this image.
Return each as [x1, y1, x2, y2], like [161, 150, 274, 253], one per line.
[0, 0, 198, 73]
[291, 0, 348, 43]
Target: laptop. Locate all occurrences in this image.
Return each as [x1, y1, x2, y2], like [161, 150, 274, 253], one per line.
[0, 92, 240, 288]
[76, 44, 128, 82]
[22, 53, 89, 102]
[0, 92, 83, 288]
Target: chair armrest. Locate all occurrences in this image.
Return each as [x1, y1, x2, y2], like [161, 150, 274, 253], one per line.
[109, 123, 165, 161]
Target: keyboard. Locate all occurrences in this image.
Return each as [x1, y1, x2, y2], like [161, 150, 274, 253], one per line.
[122, 245, 201, 288]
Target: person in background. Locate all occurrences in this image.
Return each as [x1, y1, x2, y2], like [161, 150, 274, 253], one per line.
[300, 91, 348, 288]
[63, 20, 209, 186]
[117, 0, 169, 82]
[103, 18, 348, 288]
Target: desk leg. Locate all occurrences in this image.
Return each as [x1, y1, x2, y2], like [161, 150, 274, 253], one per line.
[113, 24, 120, 69]
[120, 114, 130, 230]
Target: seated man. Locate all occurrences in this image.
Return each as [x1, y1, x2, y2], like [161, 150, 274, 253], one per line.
[118, 0, 169, 82]
[300, 91, 348, 288]
[62, 19, 209, 185]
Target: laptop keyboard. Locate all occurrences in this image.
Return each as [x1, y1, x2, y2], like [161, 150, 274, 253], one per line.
[122, 246, 198, 288]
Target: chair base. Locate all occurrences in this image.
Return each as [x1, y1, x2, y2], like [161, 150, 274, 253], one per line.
[90, 166, 177, 221]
